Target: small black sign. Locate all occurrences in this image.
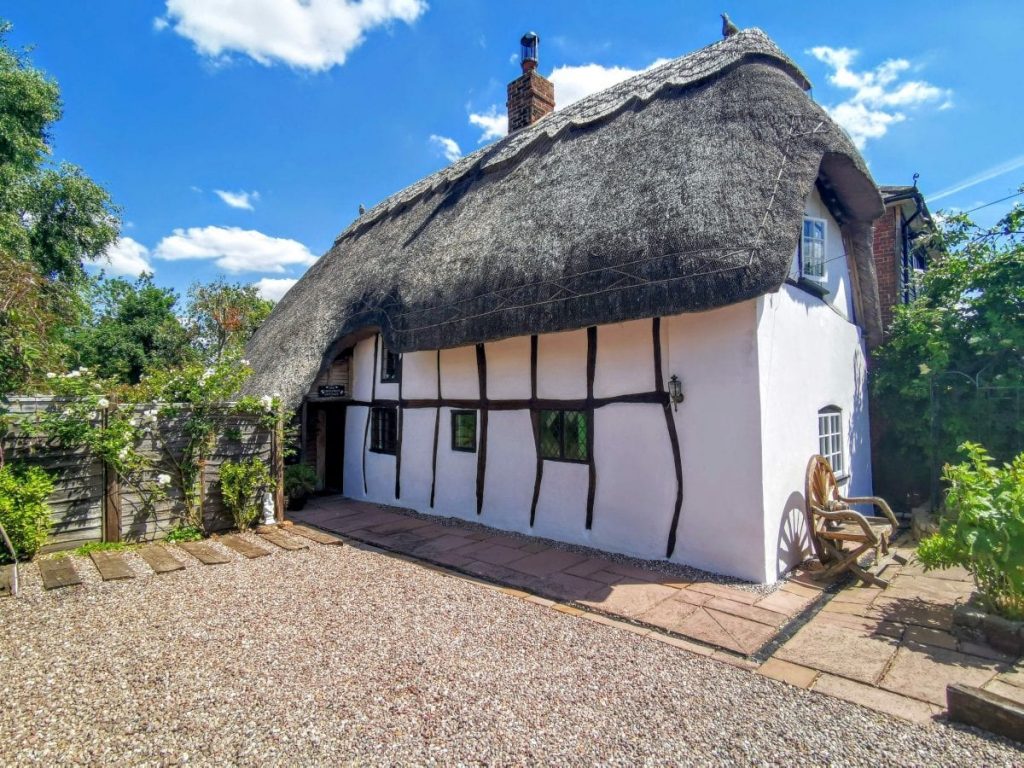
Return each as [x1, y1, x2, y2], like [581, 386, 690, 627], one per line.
[318, 384, 346, 399]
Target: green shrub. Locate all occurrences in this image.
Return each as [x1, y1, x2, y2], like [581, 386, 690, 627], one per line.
[165, 524, 203, 543]
[917, 442, 1024, 619]
[219, 457, 272, 531]
[0, 463, 55, 562]
[284, 463, 317, 498]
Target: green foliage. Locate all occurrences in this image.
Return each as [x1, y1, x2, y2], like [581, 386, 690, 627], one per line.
[872, 196, 1024, 505]
[138, 354, 278, 532]
[917, 443, 1024, 619]
[186, 279, 274, 363]
[68, 274, 194, 384]
[0, 462, 54, 561]
[164, 524, 203, 543]
[219, 457, 272, 531]
[284, 463, 317, 499]
[73, 540, 129, 556]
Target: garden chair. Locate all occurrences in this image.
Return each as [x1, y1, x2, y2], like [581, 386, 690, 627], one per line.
[804, 455, 902, 587]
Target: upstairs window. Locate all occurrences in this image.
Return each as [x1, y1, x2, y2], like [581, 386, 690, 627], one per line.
[381, 344, 401, 383]
[539, 410, 589, 463]
[799, 217, 827, 280]
[818, 406, 844, 476]
[451, 410, 477, 452]
[370, 407, 398, 454]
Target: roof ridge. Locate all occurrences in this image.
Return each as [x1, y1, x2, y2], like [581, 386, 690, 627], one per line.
[335, 28, 809, 244]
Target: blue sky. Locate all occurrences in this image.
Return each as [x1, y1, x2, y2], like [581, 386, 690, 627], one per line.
[8, 1, 1023, 301]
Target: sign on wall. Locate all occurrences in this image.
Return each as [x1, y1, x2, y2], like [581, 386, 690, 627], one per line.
[317, 385, 347, 399]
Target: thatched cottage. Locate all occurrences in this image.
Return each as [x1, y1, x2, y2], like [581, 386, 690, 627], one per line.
[245, 28, 884, 583]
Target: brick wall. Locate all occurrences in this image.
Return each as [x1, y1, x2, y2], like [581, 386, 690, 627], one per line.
[506, 70, 555, 133]
[872, 206, 902, 334]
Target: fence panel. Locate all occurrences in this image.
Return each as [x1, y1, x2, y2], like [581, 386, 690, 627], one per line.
[2, 397, 275, 551]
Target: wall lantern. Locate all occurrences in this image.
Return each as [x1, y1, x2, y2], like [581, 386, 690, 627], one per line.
[668, 375, 684, 411]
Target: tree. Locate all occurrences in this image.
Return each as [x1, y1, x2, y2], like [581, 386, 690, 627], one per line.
[872, 195, 1024, 506]
[68, 274, 194, 384]
[0, 19, 120, 402]
[186, 279, 274, 362]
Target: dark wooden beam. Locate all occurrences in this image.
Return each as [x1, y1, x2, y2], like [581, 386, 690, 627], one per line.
[654, 317, 685, 558]
[475, 343, 488, 515]
[585, 326, 597, 530]
[529, 335, 543, 526]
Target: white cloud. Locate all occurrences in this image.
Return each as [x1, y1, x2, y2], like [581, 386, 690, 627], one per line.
[253, 277, 297, 301]
[467, 57, 669, 143]
[214, 189, 260, 210]
[154, 226, 316, 273]
[468, 107, 506, 143]
[428, 134, 462, 163]
[808, 46, 951, 148]
[93, 237, 154, 277]
[928, 154, 1024, 204]
[548, 58, 670, 109]
[157, 0, 427, 71]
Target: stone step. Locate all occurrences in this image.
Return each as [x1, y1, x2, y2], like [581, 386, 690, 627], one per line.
[289, 524, 345, 546]
[219, 535, 271, 559]
[137, 545, 185, 574]
[178, 541, 231, 565]
[38, 557, 82, 590]
[89, 550, 135, 581]
[259, 530, 308, 551]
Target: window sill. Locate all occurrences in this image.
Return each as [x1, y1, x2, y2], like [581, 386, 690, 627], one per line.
[369, 447, 397, 456]
[834, 473, 850, 485]
[541, 456, 590, 465]
[787, 276, 830, 299]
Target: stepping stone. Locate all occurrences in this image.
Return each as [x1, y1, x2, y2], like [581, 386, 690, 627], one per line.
[89, 550, 135, 581]
[219, 535, 271, 559]
[0, 564, 13, 597]
[39, 557, 82, 590]
[258, 530, 308, 551]
[178, 541, 231, 565]
[138, 545, 185, 574]
[290, 524, 345, 546]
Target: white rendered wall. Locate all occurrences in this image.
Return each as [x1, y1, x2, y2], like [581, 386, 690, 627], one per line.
[664, 302, 768, 582]
[756, 283, 872, 581]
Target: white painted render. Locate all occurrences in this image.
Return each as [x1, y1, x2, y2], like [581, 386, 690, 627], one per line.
[756, 283, 872, 580]
[321, 189, 871, 584]
[790, 187, 856, 321]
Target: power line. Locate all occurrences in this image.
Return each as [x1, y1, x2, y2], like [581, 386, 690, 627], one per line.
[961, 190, 1023, 215]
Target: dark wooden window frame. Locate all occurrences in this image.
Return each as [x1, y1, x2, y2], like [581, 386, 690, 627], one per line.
[450, 409, 477, 453]
[369, 406, 398, 455]
[380, 346, 401, 383]
[539, 408, 590, 464]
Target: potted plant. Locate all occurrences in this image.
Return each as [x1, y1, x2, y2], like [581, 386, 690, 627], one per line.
[284, 463, 317, 511]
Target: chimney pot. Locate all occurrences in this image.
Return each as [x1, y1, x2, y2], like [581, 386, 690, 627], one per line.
[507, 31, 554, 134]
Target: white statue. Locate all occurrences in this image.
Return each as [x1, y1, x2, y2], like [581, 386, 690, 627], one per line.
[261, 491, 276, 526]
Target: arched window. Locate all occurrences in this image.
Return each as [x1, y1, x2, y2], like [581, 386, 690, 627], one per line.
[818, 406, 844, 475]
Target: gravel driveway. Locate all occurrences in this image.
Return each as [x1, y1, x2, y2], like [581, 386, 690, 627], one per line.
[1, 536, 1020, 766]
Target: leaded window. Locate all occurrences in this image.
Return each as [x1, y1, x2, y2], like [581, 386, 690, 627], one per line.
[370, 407, 398, 454]
[539, 410, 589, 462]
[800, 217, 827, 280]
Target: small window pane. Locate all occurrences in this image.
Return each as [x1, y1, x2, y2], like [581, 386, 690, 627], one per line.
[539, 410, 562, 459]
[451, 411, 476, 452]
[801, 217, 826, 279]
[563, 411, 588, 461]
[371, 407, 397, 454]
[381, 346, 401, 383]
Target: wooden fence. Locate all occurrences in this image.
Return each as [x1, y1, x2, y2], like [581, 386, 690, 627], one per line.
[2, 397, 276, 552]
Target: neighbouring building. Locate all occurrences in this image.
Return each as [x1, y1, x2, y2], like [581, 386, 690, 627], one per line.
[871, 184, 938, 334]
[245, 28, 886, 583]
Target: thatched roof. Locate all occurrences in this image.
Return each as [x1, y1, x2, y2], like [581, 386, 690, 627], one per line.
[245, 29, 884, 409]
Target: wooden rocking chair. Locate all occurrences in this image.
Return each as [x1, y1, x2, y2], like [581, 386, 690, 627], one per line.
[804, 455, 901, 587]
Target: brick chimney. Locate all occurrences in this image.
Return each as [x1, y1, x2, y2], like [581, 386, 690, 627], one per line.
[507, 32, 554, 133]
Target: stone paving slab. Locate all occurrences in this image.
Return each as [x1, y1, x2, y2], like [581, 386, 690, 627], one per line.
[219, 535, 271, 559]
[38, 557, 82, 589]
[756, 657, 819, 689]
[89, 550, 135, 580]
[879, 642, 1007, 706]
[178, 541, 231, 565]
[811, 673, 940, 725]
[137, 545, 185, 574]
[0, 564, 14, 596]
